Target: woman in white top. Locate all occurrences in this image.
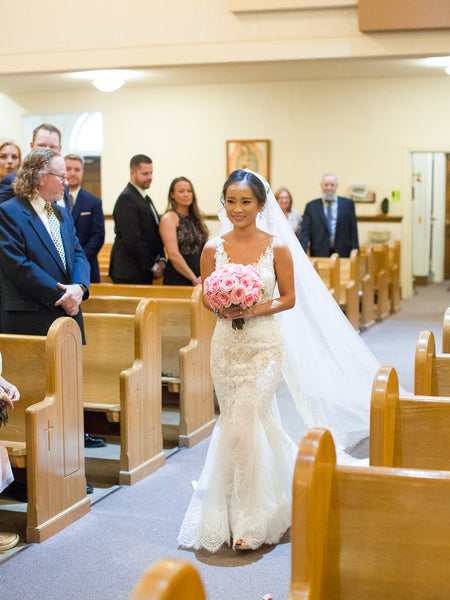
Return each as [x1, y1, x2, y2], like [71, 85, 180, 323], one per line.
[275, 187, 302, 240]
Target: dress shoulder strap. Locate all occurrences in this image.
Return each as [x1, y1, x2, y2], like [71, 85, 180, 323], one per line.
[213, 237, 227, 268]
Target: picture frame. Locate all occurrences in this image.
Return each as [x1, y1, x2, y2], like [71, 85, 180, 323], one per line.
[226, 139, 271, 182]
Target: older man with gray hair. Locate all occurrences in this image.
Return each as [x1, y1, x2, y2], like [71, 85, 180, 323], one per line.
[0, 146, 90, 340]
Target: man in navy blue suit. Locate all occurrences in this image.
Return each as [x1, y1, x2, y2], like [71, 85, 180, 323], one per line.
[61, 154, 105, 283]
[300, 173, 359, 258]
[0, 147, 90, 339]
[0, 123, 62, 204]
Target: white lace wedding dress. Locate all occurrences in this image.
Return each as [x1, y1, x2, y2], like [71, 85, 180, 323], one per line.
[177, 237, 298, 552]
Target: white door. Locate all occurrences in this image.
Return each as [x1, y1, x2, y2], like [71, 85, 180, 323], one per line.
[411, 152, 446, 281]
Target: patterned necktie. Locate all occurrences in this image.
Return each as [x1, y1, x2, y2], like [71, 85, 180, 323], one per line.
[326, 199, 335, 246]
[44, 202, 66, 270]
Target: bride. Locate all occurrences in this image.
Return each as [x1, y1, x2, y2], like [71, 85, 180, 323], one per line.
[178, 169, 381, 553]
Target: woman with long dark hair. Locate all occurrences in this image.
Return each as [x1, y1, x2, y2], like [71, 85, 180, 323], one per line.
[159, 177, 208, 286]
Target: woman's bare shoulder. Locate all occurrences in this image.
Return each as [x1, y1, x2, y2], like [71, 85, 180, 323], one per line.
[273, 236, 292, 258]
[160, 210, 179, 225]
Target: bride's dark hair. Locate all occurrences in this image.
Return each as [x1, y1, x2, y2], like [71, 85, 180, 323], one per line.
[221, 170, 267, 208]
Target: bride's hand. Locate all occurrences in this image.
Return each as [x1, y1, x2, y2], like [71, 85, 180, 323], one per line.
[222, 306, 248, 319]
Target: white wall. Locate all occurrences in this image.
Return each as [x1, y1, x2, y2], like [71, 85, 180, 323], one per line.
[0, 94, 28, 153]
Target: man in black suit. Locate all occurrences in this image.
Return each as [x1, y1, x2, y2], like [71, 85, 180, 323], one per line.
[300, 173, 359, 258]
[109, 154, 166, 284]
[61, 154, 105, 283]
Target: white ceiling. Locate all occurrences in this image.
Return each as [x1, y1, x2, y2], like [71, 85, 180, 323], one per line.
[0, 57, 449, 97]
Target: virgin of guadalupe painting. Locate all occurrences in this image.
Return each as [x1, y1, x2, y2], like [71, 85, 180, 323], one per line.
[226, 140, 270, 182]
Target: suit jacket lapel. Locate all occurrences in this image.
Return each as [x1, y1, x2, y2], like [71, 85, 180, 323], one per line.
[317, 199, 329, 232]
[71, 189, 83, 224]
[20, 197, 68, 276]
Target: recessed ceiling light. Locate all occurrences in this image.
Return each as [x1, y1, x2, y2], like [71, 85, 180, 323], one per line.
[92, 74, 124, 92]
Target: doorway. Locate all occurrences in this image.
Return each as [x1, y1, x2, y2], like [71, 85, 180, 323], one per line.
[411, 152, 447, 283]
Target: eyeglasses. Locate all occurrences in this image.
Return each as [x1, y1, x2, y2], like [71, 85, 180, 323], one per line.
[46, 172, 67, 182]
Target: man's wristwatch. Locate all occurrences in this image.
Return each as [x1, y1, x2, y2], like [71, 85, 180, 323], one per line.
[79, 283, 88, 295]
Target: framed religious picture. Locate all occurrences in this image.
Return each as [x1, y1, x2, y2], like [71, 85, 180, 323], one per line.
[226, 139, 271, 182]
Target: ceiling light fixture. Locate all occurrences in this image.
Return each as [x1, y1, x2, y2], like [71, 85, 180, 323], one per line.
[92, 73, 124, 92]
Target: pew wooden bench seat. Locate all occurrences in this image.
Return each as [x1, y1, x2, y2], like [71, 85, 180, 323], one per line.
[82, 298, 165, 485]
[0, 317, 90, 543]
[289, 427, 450, 600]
[85, 285, 216, 448]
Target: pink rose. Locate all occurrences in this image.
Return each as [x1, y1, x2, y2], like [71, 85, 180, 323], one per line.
[206, 274, 220, 294]
[220, 274, 239, 292]
[216, 290, 232, 308]
[206, 293, 222, 310]
[239, 275, 253, 290]
[232, 264, 247, 278]
[241, 292, 257, 309]
[230, 285, 247, 304]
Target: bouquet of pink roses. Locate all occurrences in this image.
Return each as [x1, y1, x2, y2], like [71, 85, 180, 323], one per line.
[203, 263, 264, 330]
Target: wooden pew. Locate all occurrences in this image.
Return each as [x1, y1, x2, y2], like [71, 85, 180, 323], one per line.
[339, 249, 376, 331]
[130, 559, 207, 600]
[362, 245, 390, 321]
[414, 329, 450, 397]
[82, 298, 166, 485]
[388, 240, 401, 313]
[98, 242, 112, 283]
[370, 365, 450, 470]
[366, 242, 400, 316]
[85, 285, 215, 448]
[311, 253, 360, 331]
[289, 427, 450, 600]
[0, 318, 90, 543]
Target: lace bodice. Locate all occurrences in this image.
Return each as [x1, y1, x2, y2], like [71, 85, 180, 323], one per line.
[214, 236, 277, 303]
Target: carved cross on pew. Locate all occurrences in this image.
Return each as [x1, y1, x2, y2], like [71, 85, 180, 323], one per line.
[44, 419, 55, 452]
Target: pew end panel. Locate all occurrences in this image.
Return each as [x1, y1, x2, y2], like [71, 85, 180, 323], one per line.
[366, 247, 390, 322]
[119, 300, 166, 485]
[0, 318, 89, 543]
[290, 428, 450, 600]
[83, 300, 165, 485]
[130, 558, 207, 600]
[178, 287, 216, 447]
[414, 329, 450, 397]
[388, 240, 401, 313]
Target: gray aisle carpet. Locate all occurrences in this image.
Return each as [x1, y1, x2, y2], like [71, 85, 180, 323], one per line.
[1, 282, 449, 600]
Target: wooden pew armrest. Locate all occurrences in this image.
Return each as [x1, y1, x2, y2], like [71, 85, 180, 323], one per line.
[161, 375, 180, 394]
[2, 440, 27, 468]
[83, 402, 121, 423]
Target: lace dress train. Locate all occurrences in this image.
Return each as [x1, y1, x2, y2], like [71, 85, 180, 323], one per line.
[178, 238, 297, 552]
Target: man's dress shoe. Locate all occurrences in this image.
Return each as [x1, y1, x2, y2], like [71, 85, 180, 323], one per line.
[0, 532, 19, 551]
[84, 433, 106, 448]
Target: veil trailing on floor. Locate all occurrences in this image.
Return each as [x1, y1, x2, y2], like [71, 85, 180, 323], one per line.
[219, 170, 382, 451]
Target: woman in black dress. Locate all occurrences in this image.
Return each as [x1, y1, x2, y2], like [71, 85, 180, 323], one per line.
[159, 177, 209, 286]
